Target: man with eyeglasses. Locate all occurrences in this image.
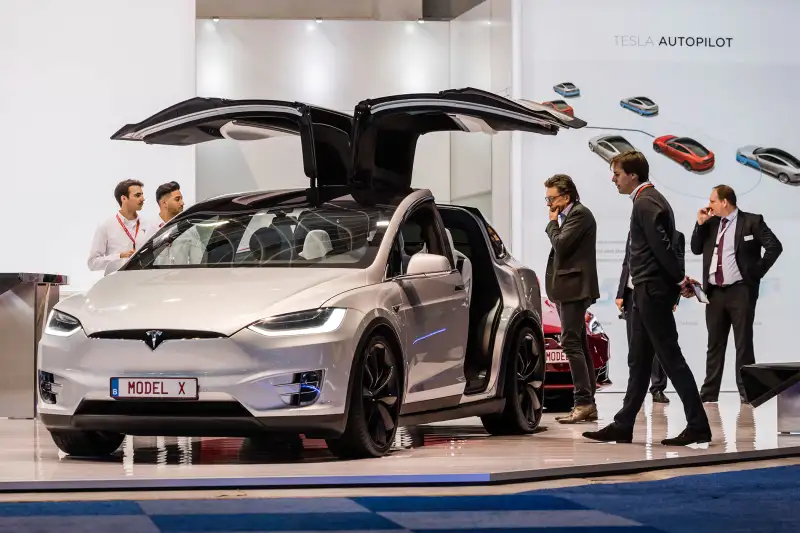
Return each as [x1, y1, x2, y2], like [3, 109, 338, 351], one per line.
[543, 174, 600, 423]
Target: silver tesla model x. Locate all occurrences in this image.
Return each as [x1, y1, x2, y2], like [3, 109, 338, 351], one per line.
[38, 88, 586, 459]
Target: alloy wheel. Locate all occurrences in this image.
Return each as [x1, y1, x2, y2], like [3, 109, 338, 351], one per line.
[516, 332, 544, 427]
[362, 341, 399, 449]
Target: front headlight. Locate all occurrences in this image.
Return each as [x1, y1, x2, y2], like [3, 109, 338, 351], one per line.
[45, 309, 82, 337]
[588, 316, 605, 336]
[247, 308, 347, 337]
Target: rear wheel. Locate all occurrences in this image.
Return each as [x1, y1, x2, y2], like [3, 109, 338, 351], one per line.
[481, 325, 544, 435]
[327, 335, 400, 459]
[653, 143, 661, 153]
[682, 161, 692, 171]
[779, 173, 789, 184]
[49, 430, 124, 457]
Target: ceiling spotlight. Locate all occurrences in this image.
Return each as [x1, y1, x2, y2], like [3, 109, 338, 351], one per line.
[316, 18, 322, 23]
[212, 17, 219, 22]
[417, 18, 425, 24]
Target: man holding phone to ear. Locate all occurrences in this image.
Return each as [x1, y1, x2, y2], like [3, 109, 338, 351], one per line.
[688, 185, 782, 403]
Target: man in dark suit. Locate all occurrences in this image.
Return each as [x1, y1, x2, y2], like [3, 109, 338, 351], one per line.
[544, 174, 600, 423]
[616, 239, 670, 404]
[584, 151, 711, 446]
[689, 185, 782, 403]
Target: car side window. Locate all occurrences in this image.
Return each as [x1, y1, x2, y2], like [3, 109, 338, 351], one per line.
[388, 201, 450, 277]
[484, 222, 506, 259]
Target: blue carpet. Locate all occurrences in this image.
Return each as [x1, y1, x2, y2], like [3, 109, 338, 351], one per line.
[0, 465, 797, 532]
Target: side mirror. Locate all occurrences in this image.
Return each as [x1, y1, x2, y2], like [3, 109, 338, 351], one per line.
[406, 253, 450, 276]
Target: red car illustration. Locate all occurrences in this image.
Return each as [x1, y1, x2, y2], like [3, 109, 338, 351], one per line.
[541, 298, 611, 409]
[653, 135, 715, 171]
[542, 100, 574, 117]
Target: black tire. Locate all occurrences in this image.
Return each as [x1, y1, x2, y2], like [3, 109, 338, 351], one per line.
[779, 173, 789, 184]
[49, 429, 124, 457]
[481, 325, 545, 435]
[682, 161, 692, 171]
[326, 334, 401, 459]
[653, 143, 661, 153]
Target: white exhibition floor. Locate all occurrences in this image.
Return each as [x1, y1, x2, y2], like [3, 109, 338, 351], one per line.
[0, 392, 798, 492]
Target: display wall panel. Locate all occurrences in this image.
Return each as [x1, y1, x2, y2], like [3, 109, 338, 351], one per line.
[0, 0, 196, 292]
[519, 0, 800, 391]
[195, 19, 451, 202]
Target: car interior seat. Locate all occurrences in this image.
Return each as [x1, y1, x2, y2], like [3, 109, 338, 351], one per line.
[299, 229, 333, 260]
[445, 228, 472, 305]
[249, 227, 285, 263]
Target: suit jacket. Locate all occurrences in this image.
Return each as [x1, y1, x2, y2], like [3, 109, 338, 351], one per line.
[690, 210, 782, 294]
[545, 202, 600, 303]
[617, 231, 684, 306]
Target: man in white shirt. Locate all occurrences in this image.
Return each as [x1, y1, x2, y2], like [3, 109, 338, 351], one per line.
[87, 179, 152, 271]
[151, 181, 204, 266]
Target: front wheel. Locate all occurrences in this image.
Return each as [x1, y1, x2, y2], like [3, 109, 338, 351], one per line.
[779, 173, 790, 184]
[49, 429, 124, 457]
[683, 161, 692, 171]
[481, 325, 545, 435]
[327, 334, 401, 459]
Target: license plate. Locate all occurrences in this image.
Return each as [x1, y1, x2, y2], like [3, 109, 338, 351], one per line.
[110, 378, 198, 400]
[546, 349, 568, 364]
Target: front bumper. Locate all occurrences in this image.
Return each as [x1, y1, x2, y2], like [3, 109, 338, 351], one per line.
[37, 310, 365, 438]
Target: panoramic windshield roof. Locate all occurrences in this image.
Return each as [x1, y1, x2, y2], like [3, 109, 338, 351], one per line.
[124, 200, 397, 270]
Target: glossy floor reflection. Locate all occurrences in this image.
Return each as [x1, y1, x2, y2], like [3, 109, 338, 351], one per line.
[1, 392, 798, 489]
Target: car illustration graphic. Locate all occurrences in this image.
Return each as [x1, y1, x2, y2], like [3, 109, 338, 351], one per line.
[736, 146, 800, 184]
[653, 135, 715, 171]
[588, 134, 637, 162]
[37, 88, 587, 460]
[542, 100, 574, 117]
[541, 299, 610, 410]
[620, 96, 659, 116]
[553, 82, 580, 97]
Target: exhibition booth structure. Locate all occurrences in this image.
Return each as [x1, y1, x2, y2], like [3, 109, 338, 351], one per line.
[1, 0, 799, 492]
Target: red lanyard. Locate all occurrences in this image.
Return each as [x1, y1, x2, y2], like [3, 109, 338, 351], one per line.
[633, 183, 654, 201]
[116, 214, 140, 249]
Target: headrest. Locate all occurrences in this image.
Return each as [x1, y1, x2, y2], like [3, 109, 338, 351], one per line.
[249, 226, 284, 261]
[299, 229, 333, 260]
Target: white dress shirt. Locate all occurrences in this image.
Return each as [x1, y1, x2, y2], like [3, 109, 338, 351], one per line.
[557, 202, 574, 227]
[709, 209, 743, 286]
[87, 213, 152, 271]
[150, 217, 205, 266]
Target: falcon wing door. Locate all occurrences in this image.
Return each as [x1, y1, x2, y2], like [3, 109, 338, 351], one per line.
[350, 87, 587, 192]
[111, 97, 353, 187]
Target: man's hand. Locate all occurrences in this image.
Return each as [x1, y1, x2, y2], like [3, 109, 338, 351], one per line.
[548, 207, 559, 222]
[615, 298, 624, 312]
[120, 250, 135, 259]
[680, 276, 699, 298]
[697, 207, 712, 225]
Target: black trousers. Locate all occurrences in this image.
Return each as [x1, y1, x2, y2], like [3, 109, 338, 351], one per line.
[700, 282, 757, 400]
[556, 299, 596, 406]
[614, 280, 710, 432]
[622, 288, 668, 393]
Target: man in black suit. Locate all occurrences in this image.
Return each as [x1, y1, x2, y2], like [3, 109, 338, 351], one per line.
[584, 151, 711, 445]
[544, 174, 600, 423]
[616, 239, 671, 404]
[688, 185, 782, 403]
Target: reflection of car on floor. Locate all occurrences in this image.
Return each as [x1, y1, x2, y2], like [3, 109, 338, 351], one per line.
[553, 82, 580, 97]
[620, 96, 659, 116]
[653, 135, 715, 171]
[540, 299, 610, 409]
[37, 88, 587, 460]
[542, 100, 574, 117]
[736, 146, 800, 184]
[589, 134, 637, 162]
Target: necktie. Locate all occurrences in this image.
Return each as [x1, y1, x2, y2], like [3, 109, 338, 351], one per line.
[714, 218, 728, 285]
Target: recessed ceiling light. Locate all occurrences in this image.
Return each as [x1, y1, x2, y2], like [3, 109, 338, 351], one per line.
[316, 18, 322, 23]
[212, 17, 219, 22]
[417, 18, 425, 24]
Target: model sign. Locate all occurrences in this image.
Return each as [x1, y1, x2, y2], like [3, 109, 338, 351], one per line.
[653, 135, 715, 171]
[736, 146, 800, 184]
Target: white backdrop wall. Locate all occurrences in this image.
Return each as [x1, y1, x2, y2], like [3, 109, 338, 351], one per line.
[519, 0, 800, 392]
[195, 19, 452, 201]
[0, 0, 197, 292]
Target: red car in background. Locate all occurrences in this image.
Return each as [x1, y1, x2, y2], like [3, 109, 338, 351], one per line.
[541, 298, 611, 410]
[542, 100, 574, 117]
[653, 135, 715, 171]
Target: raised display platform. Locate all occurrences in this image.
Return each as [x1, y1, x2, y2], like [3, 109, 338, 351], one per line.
[1, 392, 798, 492]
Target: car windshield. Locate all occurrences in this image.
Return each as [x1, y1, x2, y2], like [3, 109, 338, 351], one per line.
[124, 201, 396, 270]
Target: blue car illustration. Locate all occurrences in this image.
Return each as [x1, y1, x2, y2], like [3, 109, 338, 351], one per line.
[553, 82, 580, 98]
[620, 96, 659, 116]
[736, 145, 800, 184]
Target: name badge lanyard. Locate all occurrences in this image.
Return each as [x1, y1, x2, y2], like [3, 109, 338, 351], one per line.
[633, 183, 654, 201]
[116, 214, 140, 250]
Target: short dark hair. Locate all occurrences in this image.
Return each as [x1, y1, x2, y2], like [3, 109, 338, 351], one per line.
[156, 181, 181, 203]
[610, 151, 650, 182]
[544, 174, 580, 203]
[713, 184, 737, 206]
[114, 179, 143, 206]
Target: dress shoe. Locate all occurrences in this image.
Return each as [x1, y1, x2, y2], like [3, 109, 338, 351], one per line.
[557, 403, 598, 424]
[661, 427, 711, 446]
[582, 422, 633, 443]
[652, 391, 670, 403]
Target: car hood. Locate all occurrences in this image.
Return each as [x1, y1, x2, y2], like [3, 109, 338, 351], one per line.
[58, 268, 367, 336]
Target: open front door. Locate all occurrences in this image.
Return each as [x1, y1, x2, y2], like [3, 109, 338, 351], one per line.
[350, 87, 587, 193]
[111, 97, 353, 188]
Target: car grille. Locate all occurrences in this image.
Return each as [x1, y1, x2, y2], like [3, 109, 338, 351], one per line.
[88, 330, 226, 341]
[74, 400, 250, 418]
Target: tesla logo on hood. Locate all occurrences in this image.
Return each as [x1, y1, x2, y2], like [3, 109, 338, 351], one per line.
[144, 330, 164, 350]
